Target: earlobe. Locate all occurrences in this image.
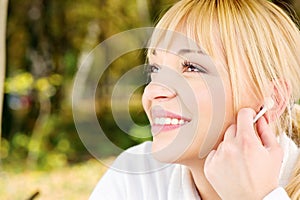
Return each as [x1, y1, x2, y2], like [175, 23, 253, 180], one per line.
[265, 80, 291, 123]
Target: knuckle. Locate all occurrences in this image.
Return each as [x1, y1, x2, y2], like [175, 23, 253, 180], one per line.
[226, 124, 236, 134]
[222, 143, 232, 154]
[204, 164, 214, 179]
[238, 108, 256, 118]
[204, 163, 218, 181]
[204, 170, 212, 180]
[217, 142, 224, 151]
[218, 141, 237, 157]
[239, 108, 250, 115]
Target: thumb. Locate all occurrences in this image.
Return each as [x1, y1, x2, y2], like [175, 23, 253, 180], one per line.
[256, 116, 278, 148]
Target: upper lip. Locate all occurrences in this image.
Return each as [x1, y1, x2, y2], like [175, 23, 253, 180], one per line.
[151, 108, 191, 122]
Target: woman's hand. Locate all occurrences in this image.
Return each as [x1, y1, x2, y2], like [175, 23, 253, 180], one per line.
[204, 108, 284, 200]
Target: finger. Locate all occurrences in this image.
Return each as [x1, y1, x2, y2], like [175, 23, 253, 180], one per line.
[256, 116, 278, 148]
[204, 150, 216, 179]
[204, 149, 216, 165]
[236, 108, 257, 138]
[223, 124, 237, 141]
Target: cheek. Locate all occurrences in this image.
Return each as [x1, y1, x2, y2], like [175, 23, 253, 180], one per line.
[195, 89, 212, 121]
[186, 88, 214, 157]
[194, 91, 213, 140]
[186, 80, 232, 159]
[204, 81, 234, 151]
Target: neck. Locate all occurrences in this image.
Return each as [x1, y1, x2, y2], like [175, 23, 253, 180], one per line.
[183, 159, 221, 200]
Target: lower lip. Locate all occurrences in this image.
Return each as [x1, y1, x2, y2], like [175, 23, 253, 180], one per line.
[151, 124, 187, 135]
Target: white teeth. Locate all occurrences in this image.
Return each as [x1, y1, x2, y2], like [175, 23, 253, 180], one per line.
[171, 118, 179, 125]
[179, 119, 185, 125]
[159, 118, 165, 125]
[153, 117, 188, 125]
[165, 118, 171, 124]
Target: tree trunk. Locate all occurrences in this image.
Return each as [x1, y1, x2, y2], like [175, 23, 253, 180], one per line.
[0, 0, 9, 151]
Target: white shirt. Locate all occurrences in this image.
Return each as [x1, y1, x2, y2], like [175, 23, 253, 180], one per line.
[90, 134, 299, 200]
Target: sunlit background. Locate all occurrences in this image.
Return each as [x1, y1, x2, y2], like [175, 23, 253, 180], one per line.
[0, 0, 299, 199]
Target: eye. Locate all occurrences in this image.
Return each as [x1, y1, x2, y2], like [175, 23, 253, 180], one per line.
[145, 64, 160, 74]
[182, 60, 207, 73]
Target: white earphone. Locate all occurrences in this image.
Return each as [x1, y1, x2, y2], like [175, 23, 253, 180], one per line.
[253, 98, 274, 123]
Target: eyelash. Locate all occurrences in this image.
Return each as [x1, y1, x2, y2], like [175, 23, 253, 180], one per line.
[146, 61, 207, 74]
[182, 60, 207, 73]
[146, 64, 160, 74]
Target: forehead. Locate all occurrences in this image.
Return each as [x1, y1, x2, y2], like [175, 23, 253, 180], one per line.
[147, 30, 206, 57]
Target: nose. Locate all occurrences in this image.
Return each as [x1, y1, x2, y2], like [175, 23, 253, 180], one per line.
[143, 82, 176, 101]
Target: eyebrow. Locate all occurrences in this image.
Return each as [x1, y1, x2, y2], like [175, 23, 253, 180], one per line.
[150, 48, 207, 56]
[178, 49, 207, 56]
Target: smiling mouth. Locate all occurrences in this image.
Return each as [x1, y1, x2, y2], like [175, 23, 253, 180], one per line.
[151, 109, 191, 134]
[153, 117, 189, 125]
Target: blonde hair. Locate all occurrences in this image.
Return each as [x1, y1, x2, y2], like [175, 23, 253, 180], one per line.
[151, 0, 300, 198]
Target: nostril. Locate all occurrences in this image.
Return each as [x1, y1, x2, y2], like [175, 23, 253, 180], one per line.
[153, 91, 176, 101]
[154, 95, 169, 100]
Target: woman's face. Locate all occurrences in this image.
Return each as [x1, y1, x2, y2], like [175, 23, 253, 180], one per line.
[142, 36, 262, 163]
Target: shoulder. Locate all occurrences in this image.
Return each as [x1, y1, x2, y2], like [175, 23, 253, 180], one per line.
[89, 142, 179, 200]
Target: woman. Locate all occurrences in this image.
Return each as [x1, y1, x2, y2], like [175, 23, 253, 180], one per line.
[90, 0, 300, 199]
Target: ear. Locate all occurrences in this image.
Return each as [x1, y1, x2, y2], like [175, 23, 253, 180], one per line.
[265, 80, 291, 123]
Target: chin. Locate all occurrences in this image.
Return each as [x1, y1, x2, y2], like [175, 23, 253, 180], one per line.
[150, 138, 197, 164]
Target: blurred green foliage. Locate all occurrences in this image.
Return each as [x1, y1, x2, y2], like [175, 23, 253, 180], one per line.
[2, 0, 178, 170]
[2, 0, 300, 171]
